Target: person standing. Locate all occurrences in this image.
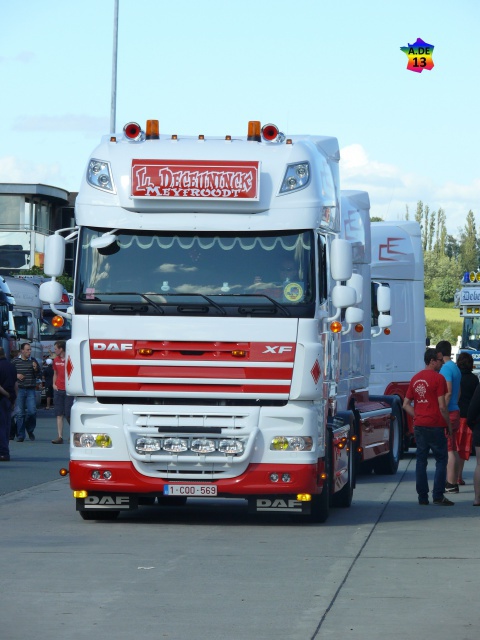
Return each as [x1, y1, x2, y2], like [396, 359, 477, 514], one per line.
[456, 352, 478, 484]
[52, 340, 74, 444]
[13, 342, 39, 442]
[436, 340, 462, 493]
[402, 348, 454, 506]
[42, 358, 54, 410]
[0, 347, 18, 461]
[466, 383, 480, 506]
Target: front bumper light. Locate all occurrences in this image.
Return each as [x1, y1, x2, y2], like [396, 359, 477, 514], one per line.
[136, 437, 162, 453]
[270, 436, 313, 451]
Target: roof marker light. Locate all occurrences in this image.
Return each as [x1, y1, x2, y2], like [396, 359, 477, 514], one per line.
[247, 121, 261, 142]
[262, 123, 279, 141]
[146, 119, 159, 140]
[261, 123, 285, 143]
[123, 122, 143, 141]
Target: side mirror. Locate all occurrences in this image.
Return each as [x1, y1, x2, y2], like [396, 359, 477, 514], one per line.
[345, 306, 364, 324]
[39, 281, 64, 305]
[331, 284, 357, 309]
[378, 314, 393, 328]
[377, 285, 391, 313]
[330, 239, 353, 282]
[44, 234, 66, 277]
[347, 273, 363, 304]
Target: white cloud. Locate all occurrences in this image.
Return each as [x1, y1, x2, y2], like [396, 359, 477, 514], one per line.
[340, 144, 480, 235]
[13, 114, 108, 134]
[0, 51, 34, 64]
[0, 156, 64, 186]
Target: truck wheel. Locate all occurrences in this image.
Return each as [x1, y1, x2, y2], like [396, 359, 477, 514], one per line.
[330, 443, 354, 508]
[372, 402, 401, 475]
[79, 511, 120, 521]
[307, 442, 331, 523]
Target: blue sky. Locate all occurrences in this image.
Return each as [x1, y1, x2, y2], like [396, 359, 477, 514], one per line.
[1, 0, 479, 235]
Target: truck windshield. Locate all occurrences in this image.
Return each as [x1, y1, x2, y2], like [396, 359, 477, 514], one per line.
[462, 317, 480, 350]
[76, 227, 315, 318]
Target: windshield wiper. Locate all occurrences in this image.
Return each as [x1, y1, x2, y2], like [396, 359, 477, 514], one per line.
[160, 293, 227, 316]
[93, 292, 165, 314]
[232, 294, 291, 317]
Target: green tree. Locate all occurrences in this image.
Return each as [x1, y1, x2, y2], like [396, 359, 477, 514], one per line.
[459, 209, 478, 272]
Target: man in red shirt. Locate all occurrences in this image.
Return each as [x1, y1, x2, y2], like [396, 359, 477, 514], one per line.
[52, 340, 74, 444]
[403, 348, 453, 506]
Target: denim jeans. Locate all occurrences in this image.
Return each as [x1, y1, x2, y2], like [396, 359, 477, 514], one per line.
[414, 426, 448, 502]
[0, 396, 12, 457]
[15, 387, 37, 439]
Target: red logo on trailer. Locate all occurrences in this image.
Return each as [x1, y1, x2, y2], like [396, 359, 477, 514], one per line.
[131, 159, 260, 200]
[378, 237, 406, 261]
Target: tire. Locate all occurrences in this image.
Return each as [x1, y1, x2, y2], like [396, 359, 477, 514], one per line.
[372, 401, 402, 475]
[307, 437, 331, 523]
[79, 510, 120, 521]
[330, 440, 354, 508]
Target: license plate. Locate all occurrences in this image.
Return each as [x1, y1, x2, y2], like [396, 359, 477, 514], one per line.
[163, 484, 217, 497]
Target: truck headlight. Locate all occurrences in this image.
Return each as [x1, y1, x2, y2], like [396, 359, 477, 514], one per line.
[87, 159, 116, 193]
[279, 162, 310, 194]
[74, 433, 112, 448]
[270, 436, 313, 451]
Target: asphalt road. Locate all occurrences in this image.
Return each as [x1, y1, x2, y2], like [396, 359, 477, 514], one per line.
[1, 413, 479, 640]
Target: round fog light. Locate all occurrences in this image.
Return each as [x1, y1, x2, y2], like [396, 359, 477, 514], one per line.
[282, 473, 291, 483]
[270, 473, 279, 482]
[103, 470, 112, 480]
[91, 470, 101, 479]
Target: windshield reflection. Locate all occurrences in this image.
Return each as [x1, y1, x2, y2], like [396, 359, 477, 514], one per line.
[77, 229, 315, 314]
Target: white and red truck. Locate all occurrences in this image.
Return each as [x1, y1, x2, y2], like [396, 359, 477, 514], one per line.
[40, 120, 423, 522]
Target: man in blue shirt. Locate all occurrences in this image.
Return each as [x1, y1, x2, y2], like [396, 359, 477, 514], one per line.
[436, 340, 462, 493]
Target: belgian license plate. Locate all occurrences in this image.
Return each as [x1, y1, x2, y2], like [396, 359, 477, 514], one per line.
[163, 484, 217, 497]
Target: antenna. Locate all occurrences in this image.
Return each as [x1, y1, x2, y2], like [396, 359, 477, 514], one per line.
[110, 0, 119, 134]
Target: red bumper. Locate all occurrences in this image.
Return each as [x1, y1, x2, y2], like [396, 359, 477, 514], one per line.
[69, 460, 325, 496]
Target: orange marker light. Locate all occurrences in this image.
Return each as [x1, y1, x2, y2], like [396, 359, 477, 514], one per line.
[146, 119, 159, 140]
[138, 348, 154, 356]
[231, 350, 246, 357]
[384, 328, 391, 335]
[52, 315, 65, 328]
[354, 323, 364, 333]
[247, 121, 261, 141]
[330, 321, 342, 333]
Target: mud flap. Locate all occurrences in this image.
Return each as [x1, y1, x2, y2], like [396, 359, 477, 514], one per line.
[248, 497, 310, 515]
[76, 495, 138, 511]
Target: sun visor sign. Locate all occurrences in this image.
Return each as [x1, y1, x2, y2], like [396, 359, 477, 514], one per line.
[131, 159, 260, 200]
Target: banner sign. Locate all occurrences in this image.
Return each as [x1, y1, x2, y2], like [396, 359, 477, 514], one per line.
[131, 159, 260, 200]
